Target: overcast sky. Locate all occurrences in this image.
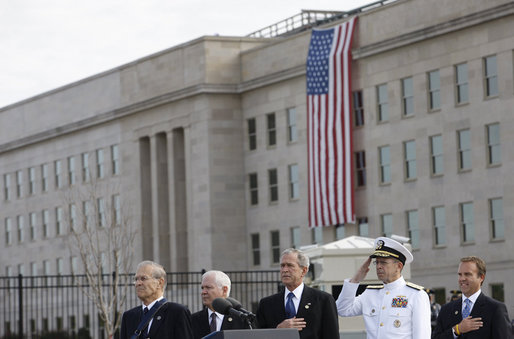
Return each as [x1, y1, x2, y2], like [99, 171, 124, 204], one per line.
[0, 0, 372, 108]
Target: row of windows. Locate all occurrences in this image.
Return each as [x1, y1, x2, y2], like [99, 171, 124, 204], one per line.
[250, 197, 503, 266]
[5, 256, 78, 277]
[2, 145, 120, 201]
[355, 123, 501, 187]
[248, 164, 299, 205]
[352, 55, 498, 126]
[247, 107, 298, 151]
[3, 195, 121, 246]
[379, 197, 504, 248]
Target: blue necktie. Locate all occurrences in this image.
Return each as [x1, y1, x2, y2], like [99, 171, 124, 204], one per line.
[462, 299, 472, 319]
[285, 292, 296, 318]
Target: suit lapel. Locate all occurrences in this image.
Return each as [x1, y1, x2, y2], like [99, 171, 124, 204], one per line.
[145, 304, 166, 337]
[200, 309, 211, 334]
[469, 292, 484, 318]
[296, 286, 312, 318]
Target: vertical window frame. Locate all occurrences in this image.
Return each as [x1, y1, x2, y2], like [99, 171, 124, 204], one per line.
[432, 206, 446, 247]
[428, 70, 441, 111]
[376, 84, 389, 123]
[460, 202, 474, 244]
[268, 168, 278, 203]
[489, 198, 504, 241]
[455, 63, 469, 105]
[379, 145, 391, 184]
[483, 55, 498, 98]
[457, 129, 471, 171]
[249, 173, 258, 206]
[248, 118, 257, 151]
[353, 90, 365, 127]
[266, 113, 276, 147]
[401, 77, 414, 117]
[286, 107, 298, 143]
[486, 123, 501, 166]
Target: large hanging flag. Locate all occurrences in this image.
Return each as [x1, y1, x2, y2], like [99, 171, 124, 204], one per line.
[307, 16, 357, 228]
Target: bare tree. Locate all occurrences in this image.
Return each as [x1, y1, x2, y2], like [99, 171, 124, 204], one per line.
[64, 178, 137, 339]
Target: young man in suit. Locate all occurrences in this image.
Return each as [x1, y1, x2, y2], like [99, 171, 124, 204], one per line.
[191, 270, 250, 338]
[120, 261, 193, 339]
[256, 248, 339, 339]
[432, 256, 513, 338]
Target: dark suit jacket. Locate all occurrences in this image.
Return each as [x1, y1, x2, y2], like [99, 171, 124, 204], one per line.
[191, 308, 250, 339]
[432, 292, 513, 338]
[256, 285, 339, 339]
[120, 302, 194, 339]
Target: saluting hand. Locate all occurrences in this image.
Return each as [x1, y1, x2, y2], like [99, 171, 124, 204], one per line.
[277, 317, 307, 331]
[350, 257, 371, 283]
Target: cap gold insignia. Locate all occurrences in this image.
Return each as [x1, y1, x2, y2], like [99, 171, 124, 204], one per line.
[394, 319, 401, 328]
[305, 302, 311, 309]
[376, 240, 384, 250]
[228, 317, 233, 322]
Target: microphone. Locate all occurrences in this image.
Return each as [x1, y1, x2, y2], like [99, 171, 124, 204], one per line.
[212, 298, 249, 320]
[225, 297, 256, 318]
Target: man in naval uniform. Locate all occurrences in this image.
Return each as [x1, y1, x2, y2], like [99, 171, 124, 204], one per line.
[336, 237, 431, 339]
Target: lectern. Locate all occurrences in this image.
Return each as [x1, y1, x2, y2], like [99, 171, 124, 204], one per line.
[201, 328, 300, 339]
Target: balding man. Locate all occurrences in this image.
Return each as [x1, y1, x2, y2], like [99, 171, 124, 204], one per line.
[120, 261, 193, 339]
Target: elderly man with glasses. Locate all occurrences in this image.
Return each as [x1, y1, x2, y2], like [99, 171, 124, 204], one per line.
[120, 260, 193, 339]
[336, 237, 431, 339]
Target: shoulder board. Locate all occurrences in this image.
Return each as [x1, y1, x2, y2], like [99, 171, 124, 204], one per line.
[406, 282, 424, 290]
[366, 285, 384, 289]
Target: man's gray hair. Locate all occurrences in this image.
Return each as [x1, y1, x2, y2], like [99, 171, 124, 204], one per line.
[281, 248, 310, 268]
[203, 270, 232, 296]
[137, 261, 167, 292]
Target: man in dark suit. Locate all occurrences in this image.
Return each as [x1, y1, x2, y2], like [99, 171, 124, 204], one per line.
[432, 256, 513, 338]
[256, 248, 339, 339]
[120, 261, 193, 339]
[191, 270, 250, 338]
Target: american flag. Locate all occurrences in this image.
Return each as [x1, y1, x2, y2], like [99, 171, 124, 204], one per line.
[307, 17, 357, 228]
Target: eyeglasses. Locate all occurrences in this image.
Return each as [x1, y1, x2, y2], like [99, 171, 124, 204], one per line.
[133, 275, 156, 284]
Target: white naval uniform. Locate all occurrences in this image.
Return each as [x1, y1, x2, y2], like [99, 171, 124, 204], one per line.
[336, 276, 431, 339]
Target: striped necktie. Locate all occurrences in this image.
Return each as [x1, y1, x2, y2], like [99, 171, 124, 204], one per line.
[462, 299, 472, 319]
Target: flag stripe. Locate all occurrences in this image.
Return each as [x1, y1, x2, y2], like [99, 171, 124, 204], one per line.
[307, 17, 357, 228]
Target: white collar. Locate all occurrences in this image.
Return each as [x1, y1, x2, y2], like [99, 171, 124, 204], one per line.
[383, 276, 405, 291]
[284, 282, 305, 301]
[142, 296, 164, 310]
[463, 290, 481, 304]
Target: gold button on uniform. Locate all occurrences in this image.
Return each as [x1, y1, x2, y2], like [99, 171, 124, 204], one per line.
[380, 322, 384, 327]
[382, 306, 386, 310]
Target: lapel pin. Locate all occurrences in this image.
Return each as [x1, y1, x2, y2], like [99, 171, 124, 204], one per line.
[305, 302, 311, 309]
[454, 311, 458, 315]
[228, 317, 233, 322]
[157, 315, 162, 320]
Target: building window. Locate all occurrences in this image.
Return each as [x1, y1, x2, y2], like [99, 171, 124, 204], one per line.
[377, 84, 388, 122]
[109, 145, 120, 175]
[70, 256, 78, 274]
[484, 55, 498, 97]
[358, 217, 369, 237]
[96, 149, 104, 179]
[379, 145, 391, 184]
[381, 214, 393, 237]
[428, 70, 441, 111]
[55, 160, 62, 188]
[489, 198, 504, 240]
[271, 230, 280, 264]
[287, 107, 298, 142]
[268, 169, 278, 202]
[81, 153, 90, 182]
[5, 218, 12, 245]
[83, 201, 91, 229]
[455, 63, 469, 104]
[248, 118, 257, 151]
[486, 123, 501, 166]
[68, 156, 75, 186]
[401, 77, 414, 117]
[56, 207, 63, 236]
[353, 90, 364, 126]
[457, 129, 471, 171]
[97, 198, 105, 227]
[288, 164, 299, 200]
[112, 194, 121, 225]
[42, 209, 49, 239]
[406, 210, 419, 249]
[312, 227, 323, 245]
[17, 215, 24, 243]
[335, 225, 345, 240]
[491, 283, 505, 302]
[16, 170, 23, 198]
[251, 233, 260, 266]
[4, 173, 11, 200]
[433, 206, 446, 246]
[249, 173, 258, 205]
[41, 164, 49, 192]
[69, 204, 77, 231]
[29, 212, 37, 241]
[290, 226, 301, 248]
[28, 167, 36, 195]
[267, 113, 276, 147]
[355, 151, 366, 187]
[31, 262, 38, 276]
[430, 135, 443, 176]
[404, 140, 416, 180]
[460, 202, 474, 243]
